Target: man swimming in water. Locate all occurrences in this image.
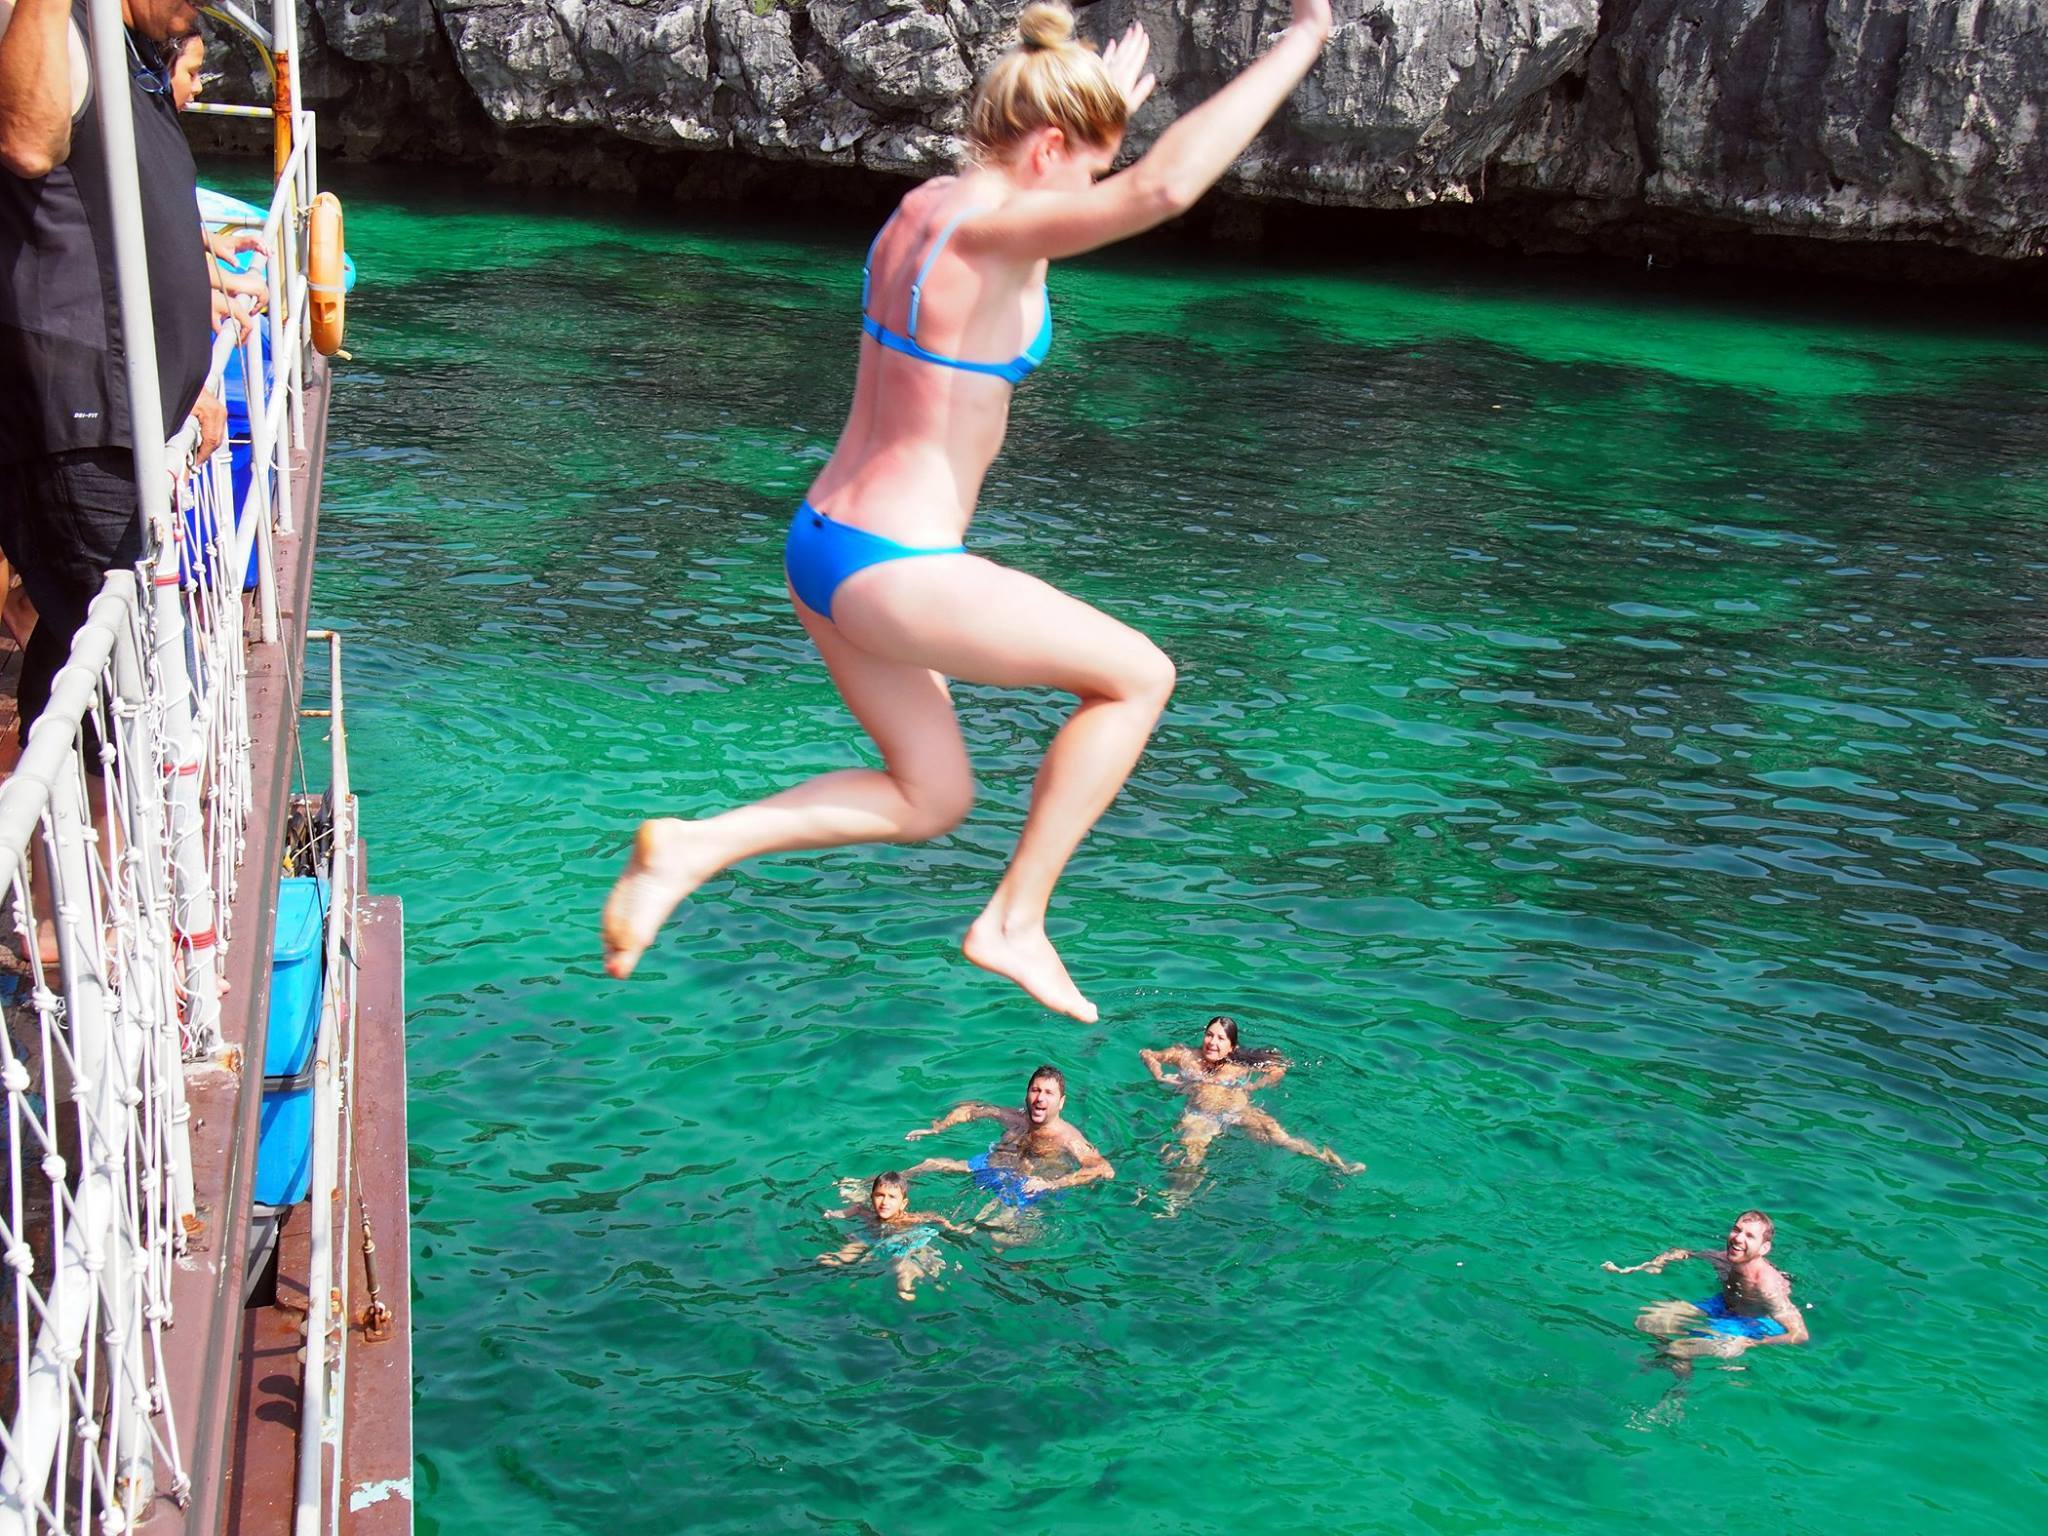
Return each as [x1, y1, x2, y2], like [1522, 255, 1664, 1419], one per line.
[900, 1065, 1112, 1234]
[1607, 1209, 1809, 1371]
[820, 1170, 972, 1302]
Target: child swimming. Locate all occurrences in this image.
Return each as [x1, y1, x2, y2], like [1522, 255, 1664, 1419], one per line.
[819, 1171, 972, 1302]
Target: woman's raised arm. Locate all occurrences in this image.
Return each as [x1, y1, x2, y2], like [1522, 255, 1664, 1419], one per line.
[960, 0, 1332, 264]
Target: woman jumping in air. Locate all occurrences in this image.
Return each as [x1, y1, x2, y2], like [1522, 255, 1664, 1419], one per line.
[603, 2, 1335, 1021]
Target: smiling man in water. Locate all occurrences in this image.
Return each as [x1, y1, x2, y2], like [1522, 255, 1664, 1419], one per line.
[898, 1064, 1112, 1235]
[1608, 1209, 1810, 1369]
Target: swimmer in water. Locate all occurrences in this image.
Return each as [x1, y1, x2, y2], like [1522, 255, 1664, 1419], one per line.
[899, 1064, 1112, 1238]
[600, 0, 1337, 1022]
[1607, 1209, 1809, 1376]
[819, 1170, 973, 1302]
[1140, 1015, 1364, 1202]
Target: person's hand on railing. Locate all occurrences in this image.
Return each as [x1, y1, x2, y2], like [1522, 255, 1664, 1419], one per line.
[205, 225, 268, 266]
[190, 390, 226, 463]
[210, 288, 258, 342]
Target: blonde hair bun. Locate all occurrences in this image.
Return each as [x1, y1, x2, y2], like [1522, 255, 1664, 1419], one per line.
[1018, 2, 1078, 51]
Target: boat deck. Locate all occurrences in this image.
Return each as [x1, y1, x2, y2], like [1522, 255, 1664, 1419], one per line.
[0, 354, 412, 1532]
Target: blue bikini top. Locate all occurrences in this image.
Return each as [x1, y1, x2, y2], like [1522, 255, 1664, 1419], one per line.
[861, 206, 1052, 386]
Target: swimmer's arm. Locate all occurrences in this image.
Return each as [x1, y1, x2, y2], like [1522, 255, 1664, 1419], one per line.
[953, 4, 1332, 263]
[1747, 1278, 1809, 1346]
[1603, 1245, 1718, 1276]
[1037, 1131, 1114, 1192]
[906, 1101, 1018, 1140]
[911, 1213, 975, 1236]
[1140, 1047, 1188, 1084]
[902, 1157, 973, 1177]
[1250, 1060, 1288, 1089]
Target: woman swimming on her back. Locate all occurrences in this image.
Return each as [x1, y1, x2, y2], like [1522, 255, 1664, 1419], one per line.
[1141, 1016, 1365, 1194]
[602, 1, 1334, 1021]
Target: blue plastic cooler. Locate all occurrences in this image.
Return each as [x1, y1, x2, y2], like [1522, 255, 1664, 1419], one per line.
[255, 878, 326, 1206]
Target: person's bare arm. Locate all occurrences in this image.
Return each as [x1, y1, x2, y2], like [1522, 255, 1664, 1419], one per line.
[1030, 1126, 1114, 1192]
[1746, 1274, 1809, 1346]
[0, 0, 81, 178]
[817, 1236, 868, 1267]
[1140, 1046, 1192, 1083]
[1603, 1245, 1720, 1276]
[901, 1157, 973, 1178]
[908, 1211, 974, 1236]
[956, 0, 1331, 265]
[906, 1102, 1018, 1140]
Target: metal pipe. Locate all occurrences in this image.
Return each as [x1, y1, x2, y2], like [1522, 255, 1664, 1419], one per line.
[294, 631, 351, 1536]
[84, 0, 168, 504]
[0, 583, 140, 1533]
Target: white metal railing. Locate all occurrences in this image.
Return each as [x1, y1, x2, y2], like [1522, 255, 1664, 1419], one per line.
[295, 632, 357, 1536]
[0, 0, 327, 1526]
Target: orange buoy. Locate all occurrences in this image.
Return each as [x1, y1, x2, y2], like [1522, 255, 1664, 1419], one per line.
[307, 192, 346, 355]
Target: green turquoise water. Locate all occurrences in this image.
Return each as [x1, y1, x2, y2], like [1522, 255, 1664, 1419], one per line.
[285, 170, 2045, 1532]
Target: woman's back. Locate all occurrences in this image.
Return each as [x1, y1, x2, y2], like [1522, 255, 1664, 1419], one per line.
[808, 177, 1049, 543]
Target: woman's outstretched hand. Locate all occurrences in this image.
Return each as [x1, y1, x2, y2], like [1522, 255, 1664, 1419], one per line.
[1102, 22, 1157, 115]
[1290, 0, 1334, 41]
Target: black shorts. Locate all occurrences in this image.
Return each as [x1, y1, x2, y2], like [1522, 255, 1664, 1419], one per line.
[0, 448, 145, 752]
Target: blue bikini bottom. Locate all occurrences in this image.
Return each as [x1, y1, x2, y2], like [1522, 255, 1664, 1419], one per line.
[784, 502, 966, 620]
[1689, 1293, 1786, 1339]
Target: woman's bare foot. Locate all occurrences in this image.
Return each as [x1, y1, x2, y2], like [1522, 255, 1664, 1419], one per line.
[1322, 1149, 1366, 1175]
[962, 911, 1097, 1023]
[601, 819, 722, 979]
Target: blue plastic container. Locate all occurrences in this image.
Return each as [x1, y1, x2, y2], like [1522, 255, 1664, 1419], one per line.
[181, 333, 268, 591]
[264, 876, 326, 1078]
[255, 1064, 315, 1206]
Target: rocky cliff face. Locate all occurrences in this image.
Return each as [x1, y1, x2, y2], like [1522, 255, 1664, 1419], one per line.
[223, 0, 2046, 271]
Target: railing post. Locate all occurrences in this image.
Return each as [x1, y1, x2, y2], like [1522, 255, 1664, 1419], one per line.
[111, 587, 196, 1240]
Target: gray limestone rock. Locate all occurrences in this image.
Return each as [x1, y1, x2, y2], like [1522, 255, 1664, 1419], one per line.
[265, 0, 2045, 267]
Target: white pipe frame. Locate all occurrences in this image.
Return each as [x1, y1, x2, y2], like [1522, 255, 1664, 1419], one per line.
[293, 633, 356, 1536]
[1, 0, 336, 1524]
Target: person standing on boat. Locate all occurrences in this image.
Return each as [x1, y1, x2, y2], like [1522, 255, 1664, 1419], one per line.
[0, 0, 224, 750]
[603, 1, 1334, 1021]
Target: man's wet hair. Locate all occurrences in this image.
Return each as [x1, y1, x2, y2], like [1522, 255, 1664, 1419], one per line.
[871, 1171, 908, 1197]
[1736, 1208, 1775, 1244]
[1028, 1064, 1065, 1094]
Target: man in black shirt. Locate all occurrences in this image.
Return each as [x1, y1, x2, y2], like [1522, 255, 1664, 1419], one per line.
[0, 0, 223, 743]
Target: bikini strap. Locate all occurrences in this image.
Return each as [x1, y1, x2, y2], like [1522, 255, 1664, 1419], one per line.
[860, 209, 901, 316]
[905, 206, 993, 344]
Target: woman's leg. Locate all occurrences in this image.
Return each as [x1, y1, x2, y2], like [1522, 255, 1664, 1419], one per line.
[1166, 1115, 1219, 1202]
[829, 555, 1176, 1022]
[1239, 1108, 1365, 1174]
[602, 599, 977, 977]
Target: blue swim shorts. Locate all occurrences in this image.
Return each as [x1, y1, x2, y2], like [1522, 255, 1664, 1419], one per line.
[969, 1151, 1050, 1210]
[870, 1224, 940, 1263]
[1689, 1293, 1787, 1340]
